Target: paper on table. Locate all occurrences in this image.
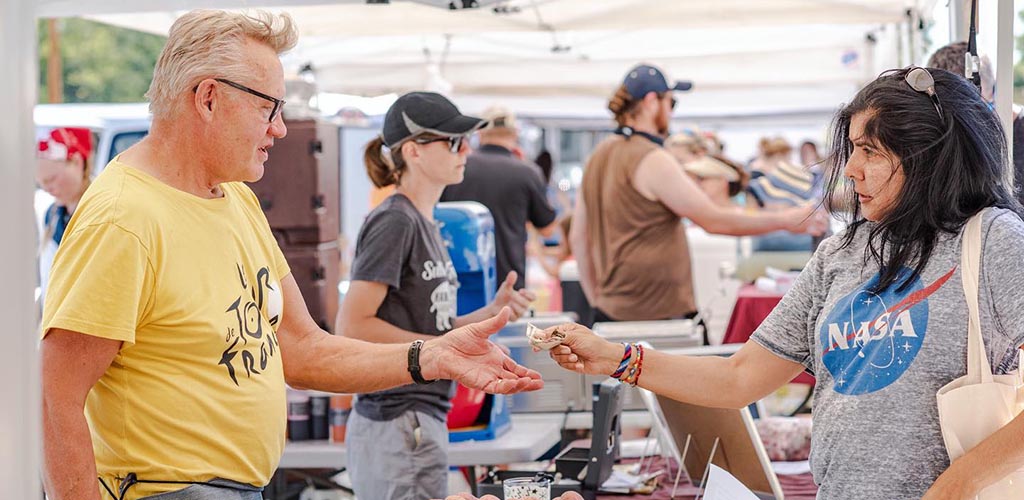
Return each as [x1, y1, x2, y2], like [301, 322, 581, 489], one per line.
[702, 465, 759, 500]
[619, 437, 661, 458]
[771, 460, 811, 476]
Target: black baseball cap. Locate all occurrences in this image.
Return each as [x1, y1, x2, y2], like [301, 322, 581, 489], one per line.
[382, 92, 487, 149]
[622, 64, 692, 100]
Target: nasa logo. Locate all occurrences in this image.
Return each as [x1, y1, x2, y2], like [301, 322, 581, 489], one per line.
[820, 266, 955, 395]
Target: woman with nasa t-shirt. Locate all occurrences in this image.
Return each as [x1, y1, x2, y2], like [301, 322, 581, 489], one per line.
[544, 68, 1024, 499]
[336, 92, 535, 500]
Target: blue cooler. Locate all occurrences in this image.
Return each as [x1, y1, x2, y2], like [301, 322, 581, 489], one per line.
[435, 202, 508, 442]
[434, 201, 498, 314]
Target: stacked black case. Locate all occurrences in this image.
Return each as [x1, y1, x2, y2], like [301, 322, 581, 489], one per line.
[249, 118, 341, 332]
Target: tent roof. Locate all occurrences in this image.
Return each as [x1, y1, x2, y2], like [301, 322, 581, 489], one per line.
[43, 0, 937, 116]
[52, 0, 935, 35]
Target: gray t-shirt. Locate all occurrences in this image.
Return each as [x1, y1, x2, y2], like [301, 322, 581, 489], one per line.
[350, 193, 459, 422]
[752, 208, 1024, 499]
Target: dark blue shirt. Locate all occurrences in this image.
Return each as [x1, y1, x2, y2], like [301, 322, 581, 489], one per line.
[44, 204, 71, 245]
[441, 144, 557, 289]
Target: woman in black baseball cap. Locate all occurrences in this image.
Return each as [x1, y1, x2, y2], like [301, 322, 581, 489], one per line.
[339, 91, 536, 500]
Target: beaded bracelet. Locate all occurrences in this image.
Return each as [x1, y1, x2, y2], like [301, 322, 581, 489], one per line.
[629, 344, 645, 387]
[610, 343, 632, 379]
[621, 343, 644, 387]
[614, 342, 639, 384]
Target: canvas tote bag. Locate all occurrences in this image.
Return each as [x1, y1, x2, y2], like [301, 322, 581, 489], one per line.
[936, 210, 1024, 499]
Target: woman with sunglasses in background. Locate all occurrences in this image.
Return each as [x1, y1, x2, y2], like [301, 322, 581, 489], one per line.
[35, 127, 94, 294]
[546, 67, 1024, 499]
[337, 92, 535, 500]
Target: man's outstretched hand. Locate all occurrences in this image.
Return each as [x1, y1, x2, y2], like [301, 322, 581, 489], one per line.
[421, 307, 543, 394]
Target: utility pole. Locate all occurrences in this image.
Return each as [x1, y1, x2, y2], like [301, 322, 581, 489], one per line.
[46, 18, 62, 103]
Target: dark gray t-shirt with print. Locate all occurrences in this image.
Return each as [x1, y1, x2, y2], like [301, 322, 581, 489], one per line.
[350, 193, 459, 423]
[752, 208, 1024, 499]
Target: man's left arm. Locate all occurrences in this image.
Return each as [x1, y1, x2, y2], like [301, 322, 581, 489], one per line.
[277, 274, 543, 394]
[526, 171, 558, 238]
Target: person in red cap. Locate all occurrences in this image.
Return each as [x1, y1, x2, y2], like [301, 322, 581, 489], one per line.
[36, 126, 94, 292]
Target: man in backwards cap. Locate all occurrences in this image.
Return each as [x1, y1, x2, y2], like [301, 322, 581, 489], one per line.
[570, 63, 825, 338]
[40, 10, 541, 500]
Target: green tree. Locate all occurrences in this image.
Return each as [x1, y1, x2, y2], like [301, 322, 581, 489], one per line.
[38, 19, 166, 103]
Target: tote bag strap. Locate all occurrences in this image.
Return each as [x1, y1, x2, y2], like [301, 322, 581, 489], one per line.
[961, 209, 994, 384]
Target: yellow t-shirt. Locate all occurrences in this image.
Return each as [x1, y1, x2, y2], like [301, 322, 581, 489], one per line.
[42, 159, 290, 499]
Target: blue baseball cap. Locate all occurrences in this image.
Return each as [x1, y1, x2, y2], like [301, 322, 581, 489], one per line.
[622, 64, 692, 100]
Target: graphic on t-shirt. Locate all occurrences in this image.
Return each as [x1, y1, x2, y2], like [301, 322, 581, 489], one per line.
[429, 281, 457, 331]
[820, 266, 955, 395]
[220, 263, 283, 386]
[423, 259, 458, 331]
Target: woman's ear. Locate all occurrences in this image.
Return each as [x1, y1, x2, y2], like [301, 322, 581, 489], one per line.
[401, 141, 419, 162]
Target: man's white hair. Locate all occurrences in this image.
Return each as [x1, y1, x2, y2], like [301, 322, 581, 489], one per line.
[145, 9, 298, 118]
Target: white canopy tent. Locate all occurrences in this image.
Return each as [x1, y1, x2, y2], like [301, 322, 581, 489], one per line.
[82, 0, 936, 118]
[1, 1, 1017, 497]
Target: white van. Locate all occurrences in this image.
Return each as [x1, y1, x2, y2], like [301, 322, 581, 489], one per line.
[33, 102, 151, 224]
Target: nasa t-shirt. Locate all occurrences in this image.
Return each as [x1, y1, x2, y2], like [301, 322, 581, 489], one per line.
[350, 193, 460, 423]
[752, 208, 1024, 499]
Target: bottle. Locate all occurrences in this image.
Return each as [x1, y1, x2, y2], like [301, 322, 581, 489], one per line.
[310, 395, 330, 440]
[287, 389, 311, 441]
[329, 394, 354, 443]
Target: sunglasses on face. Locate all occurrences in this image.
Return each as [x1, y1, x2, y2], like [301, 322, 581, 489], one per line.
[657, 93, 677, 110]
[193, 78, 286, 124]
[413, 135, 467, 153]
[904, 67, 944, 123]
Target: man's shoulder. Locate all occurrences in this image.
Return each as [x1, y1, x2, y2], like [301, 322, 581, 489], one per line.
[635, 146, 677, 171]
[78, 162, 162, 224]
[468, 152, 543, 182]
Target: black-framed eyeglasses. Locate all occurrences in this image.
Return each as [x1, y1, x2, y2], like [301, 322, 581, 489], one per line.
[905, 67, 944, 123]
[194, 78, 285, 124]
[413, 135, 467, 153]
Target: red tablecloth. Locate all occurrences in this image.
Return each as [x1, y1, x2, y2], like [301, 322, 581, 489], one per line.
[723, 284, 815, 386]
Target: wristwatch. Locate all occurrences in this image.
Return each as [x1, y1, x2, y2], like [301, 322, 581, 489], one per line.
[407, 340, 435, 385]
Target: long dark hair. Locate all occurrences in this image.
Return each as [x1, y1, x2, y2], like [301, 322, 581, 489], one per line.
[822, 67, 1023, 292]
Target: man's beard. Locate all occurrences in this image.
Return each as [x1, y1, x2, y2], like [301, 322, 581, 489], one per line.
[656, 107, 671, 137]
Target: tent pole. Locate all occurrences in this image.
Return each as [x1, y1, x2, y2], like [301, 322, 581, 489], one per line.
[906, 10, 917, 65]
[0, 0, 42, 496]
[996, 0, 1013, 185]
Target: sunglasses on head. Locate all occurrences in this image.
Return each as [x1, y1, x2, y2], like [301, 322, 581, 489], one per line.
[904, 67, 944, 123]
[413, 135, 467, 153]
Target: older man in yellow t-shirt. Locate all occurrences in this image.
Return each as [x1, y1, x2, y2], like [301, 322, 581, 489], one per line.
[39, 10, 542, 500]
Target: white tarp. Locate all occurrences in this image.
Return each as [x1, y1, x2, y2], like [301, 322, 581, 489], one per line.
[55, 0, 936, 116]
